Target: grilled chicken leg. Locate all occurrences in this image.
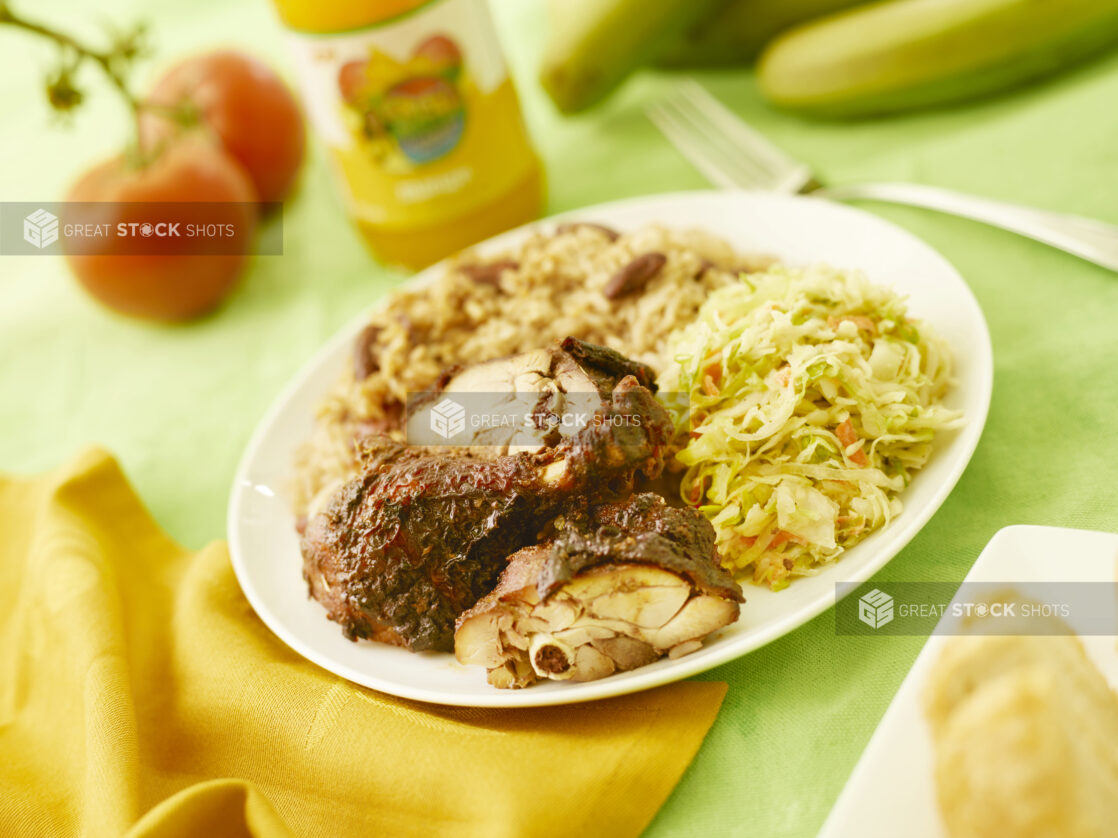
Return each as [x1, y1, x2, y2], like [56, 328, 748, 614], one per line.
[300, 340, 674, 652]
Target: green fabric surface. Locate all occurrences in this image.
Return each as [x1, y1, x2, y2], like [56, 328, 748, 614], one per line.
[2, 1, 1117, 836]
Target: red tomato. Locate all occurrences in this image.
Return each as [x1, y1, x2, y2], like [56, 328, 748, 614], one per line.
[64, 135, 258, 321]
[145, 51, 305, 204]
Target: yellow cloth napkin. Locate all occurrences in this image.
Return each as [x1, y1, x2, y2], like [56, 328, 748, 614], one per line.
[0, 449, 728, 838]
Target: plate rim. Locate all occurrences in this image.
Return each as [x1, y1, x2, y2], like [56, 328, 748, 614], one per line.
[228, 188, 994, 708]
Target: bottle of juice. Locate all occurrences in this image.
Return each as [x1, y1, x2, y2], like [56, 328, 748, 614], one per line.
[272, 0, 545, 268]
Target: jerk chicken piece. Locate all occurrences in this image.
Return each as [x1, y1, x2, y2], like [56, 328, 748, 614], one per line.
[300, 339, 674, 653]
[454, 493, 744, 688]
[406, 336, 661, 453]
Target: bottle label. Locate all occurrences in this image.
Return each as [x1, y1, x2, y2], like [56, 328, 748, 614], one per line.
[286, 0, 535, 227]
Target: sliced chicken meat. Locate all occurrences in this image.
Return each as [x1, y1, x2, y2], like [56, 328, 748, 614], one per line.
[455, 493, 744, 688]
[406, 336, 660, 454]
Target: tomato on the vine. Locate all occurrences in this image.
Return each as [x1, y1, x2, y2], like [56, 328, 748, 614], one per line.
[64, 135, 258, 321]
[145, 50, 305, 205]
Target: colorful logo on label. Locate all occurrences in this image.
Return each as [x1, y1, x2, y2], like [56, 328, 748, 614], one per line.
[338, 34, 467, 167]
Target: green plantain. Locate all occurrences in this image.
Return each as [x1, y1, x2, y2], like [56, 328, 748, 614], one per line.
[540, 0, 728, 113]
[657, 0, 867, 67]
[757, 0, 1118, 118]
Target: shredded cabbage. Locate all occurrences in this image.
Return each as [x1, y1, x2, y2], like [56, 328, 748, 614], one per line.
[657, 265, 964, 590]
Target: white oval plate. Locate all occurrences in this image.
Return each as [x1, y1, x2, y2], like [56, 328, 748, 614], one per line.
[228, 190, 993, 708]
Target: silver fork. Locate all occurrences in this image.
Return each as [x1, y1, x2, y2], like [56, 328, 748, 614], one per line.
[647, 80, 1118, 273]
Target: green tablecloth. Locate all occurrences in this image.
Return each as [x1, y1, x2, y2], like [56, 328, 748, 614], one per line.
[3, 1, 1117, 835]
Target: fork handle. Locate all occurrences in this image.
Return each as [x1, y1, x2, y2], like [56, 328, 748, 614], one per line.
[816, 182, 1118, 273]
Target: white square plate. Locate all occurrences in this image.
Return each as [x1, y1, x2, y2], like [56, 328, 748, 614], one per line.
[820, 525, 1118, 837]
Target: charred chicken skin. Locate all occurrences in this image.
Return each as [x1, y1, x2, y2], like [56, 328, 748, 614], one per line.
[455, 493, 744, 688]
[300, 339, 674, 652]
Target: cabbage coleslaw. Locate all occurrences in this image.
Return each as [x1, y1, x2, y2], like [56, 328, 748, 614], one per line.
[658, 265, 963, 589]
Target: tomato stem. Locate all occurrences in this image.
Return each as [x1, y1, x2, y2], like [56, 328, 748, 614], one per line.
[0, 2, 153, 162]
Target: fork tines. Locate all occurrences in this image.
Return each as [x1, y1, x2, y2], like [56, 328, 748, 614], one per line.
[647, 80, 813, 194]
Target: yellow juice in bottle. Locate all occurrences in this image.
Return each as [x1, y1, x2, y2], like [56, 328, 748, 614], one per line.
[273, 0, 544, 268]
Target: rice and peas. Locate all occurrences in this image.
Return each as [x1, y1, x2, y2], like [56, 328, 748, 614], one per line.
[293, 223, 960, 589]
